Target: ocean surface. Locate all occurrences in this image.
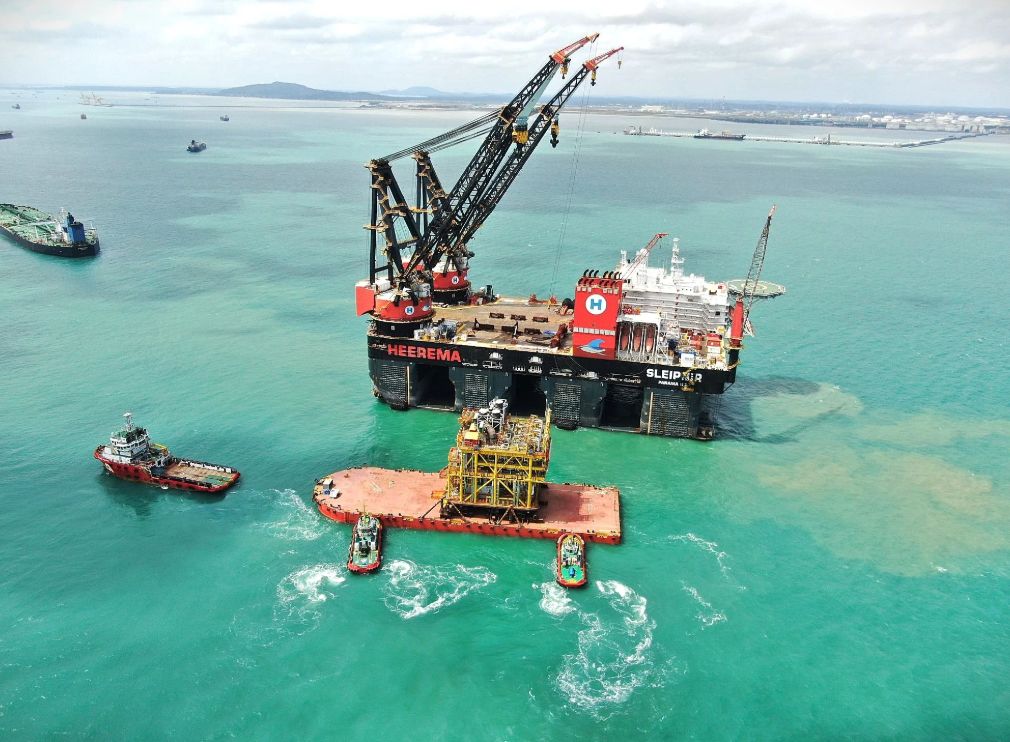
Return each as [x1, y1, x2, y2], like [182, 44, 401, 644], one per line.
[2, 88, 1009, 739]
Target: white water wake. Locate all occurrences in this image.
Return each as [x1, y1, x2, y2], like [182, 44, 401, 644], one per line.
[681, 583, 727, 628]
[260, 488, 325, 541]
[670, 532, 735, 581]
[382, 559, 497, 620]
[554, 580, 666, 718]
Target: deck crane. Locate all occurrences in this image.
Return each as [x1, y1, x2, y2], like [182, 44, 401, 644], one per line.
[619, 232, 669, 278]
[729, 206, 784, 348]
[357, 35, 622, 332]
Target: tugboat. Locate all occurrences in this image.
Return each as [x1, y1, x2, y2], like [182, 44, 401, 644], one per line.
[94, 412, 240, 494]
[219, 115, 230, 122]
[0, 130, 12, 140]
[556, 533, 588, 588]
[12, 103, 21, 110]
[347, 514, 383, 573]
[187, 140, 207, 152]
[0, 204, 99, 257]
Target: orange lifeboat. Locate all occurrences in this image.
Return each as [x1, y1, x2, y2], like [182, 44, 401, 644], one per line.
[631, 324, 644, 352]
[618, 322, 630, 351]
[644, 325, 656, 354]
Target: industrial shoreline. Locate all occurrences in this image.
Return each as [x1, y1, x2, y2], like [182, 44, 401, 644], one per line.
[624, 125, 990, 149]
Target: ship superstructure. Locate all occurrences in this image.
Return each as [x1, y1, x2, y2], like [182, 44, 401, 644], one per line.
[613, 236, 732, 369]
[94, 412, 240, 493]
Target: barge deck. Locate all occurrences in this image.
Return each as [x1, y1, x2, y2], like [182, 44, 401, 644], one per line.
[313, 466, 621, 544]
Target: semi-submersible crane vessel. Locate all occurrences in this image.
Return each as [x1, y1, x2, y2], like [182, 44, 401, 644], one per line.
[354, 35, 783, 439]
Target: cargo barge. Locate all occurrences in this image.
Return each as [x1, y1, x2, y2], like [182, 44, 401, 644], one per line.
[0, 204, 99, 257]
[313, 400, 621, 544]
[94, 412, 240, 494]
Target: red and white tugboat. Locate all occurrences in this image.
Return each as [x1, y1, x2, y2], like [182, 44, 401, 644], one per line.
[347, 513, 383, 573]
[93, 412, 240, 494]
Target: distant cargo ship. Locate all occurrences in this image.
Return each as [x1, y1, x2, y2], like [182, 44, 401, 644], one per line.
[187, 140, 207, 152]
[0, 204, 99, 257]
[694, 128, 745, 140]
[0, 130, 12, 140]
[94, 413, 240, 494]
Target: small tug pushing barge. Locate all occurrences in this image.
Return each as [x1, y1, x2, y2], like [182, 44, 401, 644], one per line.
[347, 514, 383, 573]
[556, 533, 588, 588]
[313, 398, 621, 547]
[94, 412, 240, 494]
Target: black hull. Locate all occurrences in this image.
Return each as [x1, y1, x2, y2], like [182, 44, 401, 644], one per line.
[366, 336, 739, 439]
[0, 226, 99, 258]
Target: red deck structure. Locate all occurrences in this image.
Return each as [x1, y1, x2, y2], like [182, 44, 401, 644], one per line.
[312, 467, 621, 545]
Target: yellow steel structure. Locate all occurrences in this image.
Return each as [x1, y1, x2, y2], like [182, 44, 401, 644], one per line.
[443, 407, 552, 512]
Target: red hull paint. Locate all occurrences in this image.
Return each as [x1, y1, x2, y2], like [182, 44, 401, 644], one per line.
[93, 447, 240, 494]
[314, 497, 621, 546]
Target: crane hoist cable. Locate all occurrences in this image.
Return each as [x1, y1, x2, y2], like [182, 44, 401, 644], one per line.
[549, 52, 596, 294]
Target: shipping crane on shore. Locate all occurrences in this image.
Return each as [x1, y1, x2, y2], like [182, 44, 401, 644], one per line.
[356, 36, 624, 333]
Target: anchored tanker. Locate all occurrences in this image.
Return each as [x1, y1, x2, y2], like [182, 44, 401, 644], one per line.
[354, 37, 782, 439]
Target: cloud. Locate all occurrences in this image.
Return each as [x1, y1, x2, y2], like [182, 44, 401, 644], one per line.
[245, 13, 335, 31]
[0, 0, 1007, 106]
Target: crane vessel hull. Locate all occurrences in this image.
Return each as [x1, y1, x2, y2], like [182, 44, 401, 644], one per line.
[366, 234, 746, 439]
[367, 327, 734, 438]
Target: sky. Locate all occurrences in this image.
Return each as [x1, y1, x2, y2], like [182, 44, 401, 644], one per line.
[1, 0, 1008, 107]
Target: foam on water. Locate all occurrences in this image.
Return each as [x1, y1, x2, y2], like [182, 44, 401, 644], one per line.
[382, 559, 497, 620]
[670, 532, 734, 580]
[554, 580, 663, 718]
[259, 489, 326, 541]
[681, 583, 727, 628]
[279, 563, 347, 604]
[536, 581, 576, 617]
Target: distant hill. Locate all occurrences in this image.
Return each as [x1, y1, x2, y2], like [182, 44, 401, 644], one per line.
[215, 81, 393, 102]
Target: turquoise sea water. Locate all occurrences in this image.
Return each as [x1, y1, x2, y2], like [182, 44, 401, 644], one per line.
[2, 90, 1010, 739]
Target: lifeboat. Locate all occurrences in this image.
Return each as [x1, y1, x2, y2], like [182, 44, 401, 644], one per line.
[644, 325, 656, 354]
[347, 513, 383, 573]
[556, 533, 587, 588]
[631, 324, 644, 353]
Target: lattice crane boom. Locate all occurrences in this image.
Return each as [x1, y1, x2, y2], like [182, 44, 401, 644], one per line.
[453, 48, 624, 250]
[742, 205, 776, 322]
